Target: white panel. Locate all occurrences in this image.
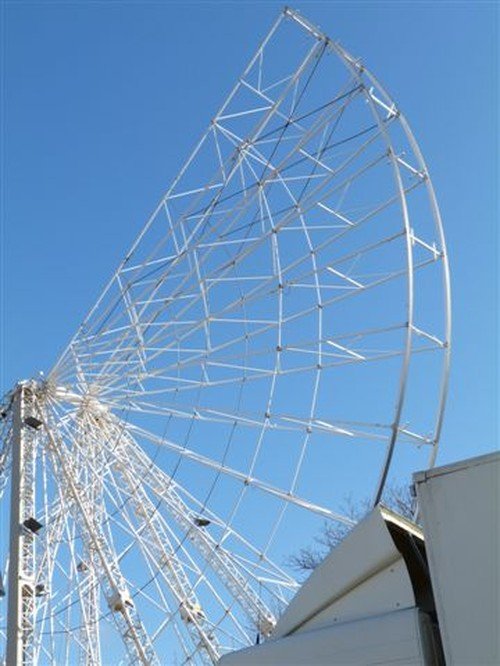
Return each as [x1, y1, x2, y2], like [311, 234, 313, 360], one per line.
[415, 451, 500, 666]
[220, 608, 434, 665]
[300, 559, 415, 633]
[274, 506, 419, 637]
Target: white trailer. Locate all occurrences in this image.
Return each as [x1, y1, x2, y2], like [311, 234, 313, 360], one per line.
[221, 451, 499, 665]
[414, 451, 500, 665]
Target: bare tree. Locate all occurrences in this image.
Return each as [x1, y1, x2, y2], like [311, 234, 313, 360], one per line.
[287, 484, 415, 573]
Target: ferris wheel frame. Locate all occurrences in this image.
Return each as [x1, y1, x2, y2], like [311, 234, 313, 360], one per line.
[1, 7, 451, 665]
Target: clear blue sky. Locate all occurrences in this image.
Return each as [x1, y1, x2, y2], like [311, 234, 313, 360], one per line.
[1, 0, 498, 472]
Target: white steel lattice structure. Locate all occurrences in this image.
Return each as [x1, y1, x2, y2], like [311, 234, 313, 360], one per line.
[0, 8, 451, 665]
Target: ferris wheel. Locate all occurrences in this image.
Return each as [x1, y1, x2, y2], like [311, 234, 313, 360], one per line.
[0, 7, 451, 665]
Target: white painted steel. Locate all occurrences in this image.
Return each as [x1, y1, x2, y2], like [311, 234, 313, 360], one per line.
[6, 385, 37, 666]
[0, 7, 451, 664]
[220, 608, 437, 665]
[220, 506, 440, 665]
[273, 507, 421, 638]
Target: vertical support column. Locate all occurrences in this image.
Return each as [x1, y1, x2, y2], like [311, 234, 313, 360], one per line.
[77, 418, 102, 666]
[6, 383, 38, 665]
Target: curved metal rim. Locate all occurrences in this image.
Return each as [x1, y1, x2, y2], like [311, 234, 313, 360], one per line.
[283, 7, 452, 500]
